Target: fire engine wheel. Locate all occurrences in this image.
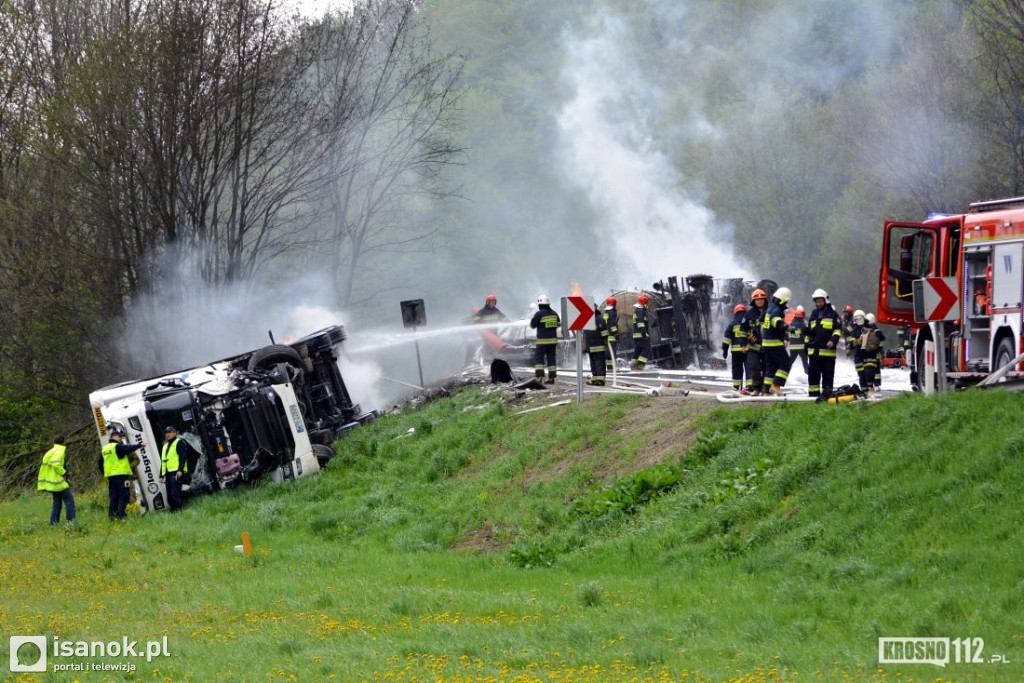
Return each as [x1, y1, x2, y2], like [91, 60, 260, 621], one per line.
[994, 337, 1015, 374]
[312, 444, 335, 469]
[248, 345, 303, 372]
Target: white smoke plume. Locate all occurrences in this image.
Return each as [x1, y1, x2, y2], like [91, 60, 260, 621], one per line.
[556, 12, 749, 288]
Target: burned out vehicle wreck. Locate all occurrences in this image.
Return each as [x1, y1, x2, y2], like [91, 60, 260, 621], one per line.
[89, 326, 376, 512]
[477, 275, 753, 372]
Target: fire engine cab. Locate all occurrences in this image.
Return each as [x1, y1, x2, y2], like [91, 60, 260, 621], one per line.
[878, 196, 1024, 388]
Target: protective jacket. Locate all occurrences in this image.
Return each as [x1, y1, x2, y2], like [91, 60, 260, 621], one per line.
[722, 312, 748, 355]
[806, 305, 842, 357]
[530, 305, 560, 345]
[632, 305, 652, 340]
[38, 443, 69, 492]
[102, 441, 134, 478]
[787, 317, 806, 350]
[760, 300, 788, 349]
[603, 307, 618, 343]
[160, 438, 190, 477]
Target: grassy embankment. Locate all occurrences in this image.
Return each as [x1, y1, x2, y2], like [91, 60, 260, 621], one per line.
[2, 386, 1023, 682]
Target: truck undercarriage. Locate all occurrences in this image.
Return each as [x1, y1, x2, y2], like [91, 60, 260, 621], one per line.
[90, 325, 376, 512]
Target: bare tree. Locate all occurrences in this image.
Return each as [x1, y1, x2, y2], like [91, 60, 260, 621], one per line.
[313, 0, 464, 308]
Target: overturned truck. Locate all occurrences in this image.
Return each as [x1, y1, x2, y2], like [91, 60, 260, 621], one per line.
[89, 325, 376, 513]
[613, 275, 752, 370]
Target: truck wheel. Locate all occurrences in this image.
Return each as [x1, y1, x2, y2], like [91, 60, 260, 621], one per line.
[312, 444, 335, 469]
[994, 337, 1015, 374]
[248, 345, 302, 372]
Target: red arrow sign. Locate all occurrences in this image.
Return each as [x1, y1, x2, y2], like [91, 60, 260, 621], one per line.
[918, 276, 960, 322]
[928, 277, 958, 321]
[566, 296, 595, 331]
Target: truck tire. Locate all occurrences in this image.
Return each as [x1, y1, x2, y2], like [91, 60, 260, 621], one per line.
[994, 337, 1015, 375]
[248, 345, 302, 372]
[312, 443, 335, 469]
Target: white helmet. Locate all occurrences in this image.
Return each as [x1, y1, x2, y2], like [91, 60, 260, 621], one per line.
[811, 288, 828, 300]
[537, 294, 549, 305]
[865, 313, 876, 324]
[796, 305, 805, 313]
[773, 286, 792, 303]
[853, 309, 865, 324]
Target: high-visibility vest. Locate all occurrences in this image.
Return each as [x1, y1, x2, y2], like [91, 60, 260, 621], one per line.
[103, 441, 133, 477]
[161, 438, 188, 476]
[37, 444, 69, 492]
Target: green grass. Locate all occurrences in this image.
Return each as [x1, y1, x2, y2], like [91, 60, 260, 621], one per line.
[2, 387, 1023, 681]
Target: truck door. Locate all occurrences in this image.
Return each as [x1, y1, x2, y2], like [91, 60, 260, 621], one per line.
[991, 243, 1022, 311]
[878, 222, 941, 325]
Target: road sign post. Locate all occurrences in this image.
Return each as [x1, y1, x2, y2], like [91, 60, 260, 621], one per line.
[913, 278, 958, 393]
[562, 296, 596, 403]
[400, 299, 427, 389]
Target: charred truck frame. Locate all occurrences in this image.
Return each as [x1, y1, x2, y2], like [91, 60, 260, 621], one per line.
[614, 275, 752, 370]
[89, 326, 376, 513]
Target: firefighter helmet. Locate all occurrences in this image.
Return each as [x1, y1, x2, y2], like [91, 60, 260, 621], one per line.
[733, 304, 748, 314]
[844, 305, 853, 313]
[485, 294, 497, 303]
[605, 296, 617, 308]
[865, 313, 876, 324]
[537, 294, 549, 305]
[811, 288, 828, 300]
[853, 309, 865, 324]
[795, 306, 805, 317]
[637, 295, 649, 306]
[751, 288, 768, 301]
[773, 286, 792, 303]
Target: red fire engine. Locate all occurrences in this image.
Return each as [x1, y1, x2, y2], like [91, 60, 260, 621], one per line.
[877, 196, 1024, 388]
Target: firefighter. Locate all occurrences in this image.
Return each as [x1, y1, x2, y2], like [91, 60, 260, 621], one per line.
[840, 305, 855, 357]
[787, 305, 809, 376]
[761, 286, 792, 395]
[529, 294, 560, 383]
[473, 294, 509, 324]
[584, 303, 608, 385]
[862, 313, 885, 392]
[848, 309, 870, 390]
[742, 289, 768, 394]
[722, 304, 748, 392]
[603, 296, 619, 373]
[160, 425, 190, 512]
[102, 427, 144, 520]
[38, 435, 75, 525]
[805, 288, 842, 399]
[631, 295, 654, 370]
[896, 324, 911, 355]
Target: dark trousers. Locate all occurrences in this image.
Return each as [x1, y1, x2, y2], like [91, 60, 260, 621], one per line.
[744, 350, 764, 390]
[534, 344, 557, 379]
[763, 345, 792, 387]
[730, 351, 746, 390]
[789, 348, 808, 375]
[50, 489, 76, 524]
[588, 348, 606, 379]
[165, 474, 184, 512]
[107, 475, 131, 519]
[807, 354, 836, 397]
[632, 338, 651, 367]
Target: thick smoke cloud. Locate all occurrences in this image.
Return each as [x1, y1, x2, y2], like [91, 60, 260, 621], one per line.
[556, 11, 749, 287]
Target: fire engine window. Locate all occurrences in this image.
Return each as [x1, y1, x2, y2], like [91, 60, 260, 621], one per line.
[889, 228, 934, 279]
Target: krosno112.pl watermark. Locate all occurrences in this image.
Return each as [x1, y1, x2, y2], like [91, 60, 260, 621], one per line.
[10, 635, 170, 673]
[878, 637, 1010, 667]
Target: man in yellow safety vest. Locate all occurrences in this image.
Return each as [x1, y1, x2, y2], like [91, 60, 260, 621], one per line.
[38, 435, 75, 525]
[103, 427, 144, 520]
[160, 425, 190, 512]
